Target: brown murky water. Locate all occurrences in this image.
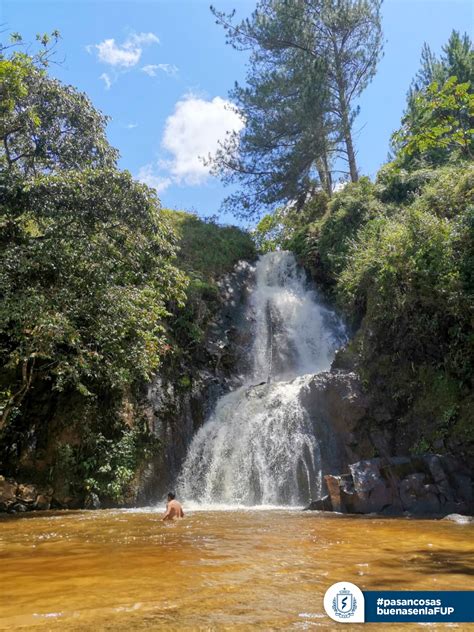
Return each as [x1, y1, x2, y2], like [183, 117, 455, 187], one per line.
[1, 507, 473, 630]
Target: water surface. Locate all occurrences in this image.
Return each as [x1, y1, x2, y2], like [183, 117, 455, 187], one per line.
[1, 508, 473, 630]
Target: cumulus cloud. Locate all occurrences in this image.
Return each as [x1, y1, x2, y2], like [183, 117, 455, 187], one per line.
[163, 94, 243, 184]
[137, 94, 243, 194]
[87, 32, 159, 68]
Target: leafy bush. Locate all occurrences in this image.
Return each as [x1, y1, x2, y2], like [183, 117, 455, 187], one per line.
[162, 210, 255, 354]
[392, 77, 474, 168]
[375, 165, 439, 204]
[316, 178, 386, 280]
[163, 210, 255, 280]
[337, 179, 472, 384]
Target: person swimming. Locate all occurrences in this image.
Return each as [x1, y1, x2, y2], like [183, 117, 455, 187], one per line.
[162, 492, 184, 521]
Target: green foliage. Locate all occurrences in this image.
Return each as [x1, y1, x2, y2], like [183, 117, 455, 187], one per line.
[211, 0, 383, 217]
[0, 51, 187, 428]
[162, 210, 255, 354]
[375, 165, 439, 204]
[316, 178, 385, 279]
[163, 210, 255, 279]
[393, 77, 474, 168]
[252, 192, 329, 254]
[80, 424, 152, 502]
[253, 212, 285, 253]
[339, 204, 470, 381]
[0, 46, 117, 175]
[52, 421, 157, 504]
[0, 169, 186, 418]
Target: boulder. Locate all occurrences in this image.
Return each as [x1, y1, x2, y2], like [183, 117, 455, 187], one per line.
[442, 513, 474, 524]
[17, 483, 38, 505]
[0, 475, 18, 509]
[35, 494, 51, 510]
[304, 495, 333, 511]
[324, 455, 473, 516]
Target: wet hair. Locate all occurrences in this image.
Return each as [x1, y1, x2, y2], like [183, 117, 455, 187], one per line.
[167, 492, 176, 500]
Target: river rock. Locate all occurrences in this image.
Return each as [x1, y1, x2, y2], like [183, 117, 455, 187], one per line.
[85, 492, 101, 510]
[0, 475, 18, 511]
[304, 495, 333, 511]
[324, 455, 473, 516]
[442, 513, 474, 524]
[35, 494, 51, 510]
[17, 483, 38, 505]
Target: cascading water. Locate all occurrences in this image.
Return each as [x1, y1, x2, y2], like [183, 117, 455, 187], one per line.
[178, 251, 346, 506]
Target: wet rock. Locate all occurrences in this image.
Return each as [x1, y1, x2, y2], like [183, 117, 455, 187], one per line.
[85, 492, 101, 510]
[324, 455, 473, 516]
[137, 261, 255, 503]
[35, 494, 51, 510]
[298, 371, 371, 479]
[304, 495, 333, 511]
[442, 513, 474, 524]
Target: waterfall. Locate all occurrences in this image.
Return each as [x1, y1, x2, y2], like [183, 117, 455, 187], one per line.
[177, 251, 345, 506]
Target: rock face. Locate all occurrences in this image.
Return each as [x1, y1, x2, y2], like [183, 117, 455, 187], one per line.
[304, 495, 332, 511]
[299, 370, 371, 476]
[136, 261, 256, 504]
[322, 455, 473, 516]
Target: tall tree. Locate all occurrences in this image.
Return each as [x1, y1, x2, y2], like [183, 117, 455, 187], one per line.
[210, 42, 335, 218]
[397, 30, 474, 168]
[414, 31, 474, 90]
[211, 0, 383, 219]
[407, 30, 473, 107]
[0, 43, 186, 428]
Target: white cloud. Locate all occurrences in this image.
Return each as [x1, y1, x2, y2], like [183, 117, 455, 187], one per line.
[87, 32, 159, 68]
[137, 94, 243, 194]
[126, 122, 138, 129]
[142, 63, 179, 77]
[141, 64, 158, 77]
[158, 63, 179, 76]
[137, 164, 172, 193]
[100, 72, 112, 90]
[163, 94, 243, 185]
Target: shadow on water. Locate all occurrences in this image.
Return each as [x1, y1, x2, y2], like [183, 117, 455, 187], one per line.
[411, 549, 474, 576]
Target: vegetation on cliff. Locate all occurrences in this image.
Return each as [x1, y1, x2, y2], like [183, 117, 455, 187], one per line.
[253, 30, 474, 459]
[0, 37, 254, 505]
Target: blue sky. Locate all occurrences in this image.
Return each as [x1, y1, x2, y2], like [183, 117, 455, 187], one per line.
[1, 0, 472, 226]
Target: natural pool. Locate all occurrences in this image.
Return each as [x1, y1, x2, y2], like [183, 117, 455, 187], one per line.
[1, 507, 473, 630]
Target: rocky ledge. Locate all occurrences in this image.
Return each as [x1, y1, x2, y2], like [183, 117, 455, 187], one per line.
[0, 476, 56, 513]
[306, 455, 473, 516]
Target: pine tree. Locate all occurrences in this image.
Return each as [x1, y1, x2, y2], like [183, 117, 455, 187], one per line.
[210, 0, 383, 219]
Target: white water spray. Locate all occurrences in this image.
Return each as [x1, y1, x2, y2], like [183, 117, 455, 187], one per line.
[178, 251, 345, 505]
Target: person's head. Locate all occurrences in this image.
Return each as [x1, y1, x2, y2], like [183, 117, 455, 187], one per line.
[167, 492, 176, 501]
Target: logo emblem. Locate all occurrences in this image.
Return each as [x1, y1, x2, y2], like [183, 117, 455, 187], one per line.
[324, 581, 365, 623]
[333, 587, 357, 618]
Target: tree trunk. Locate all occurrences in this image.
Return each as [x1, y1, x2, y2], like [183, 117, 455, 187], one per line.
[341, 107, 358, 183]
[316, 160, 332, 197]
[333, 43, 359, 183]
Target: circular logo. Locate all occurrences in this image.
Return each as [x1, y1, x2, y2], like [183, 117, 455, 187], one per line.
[323, 582, 365, 623]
